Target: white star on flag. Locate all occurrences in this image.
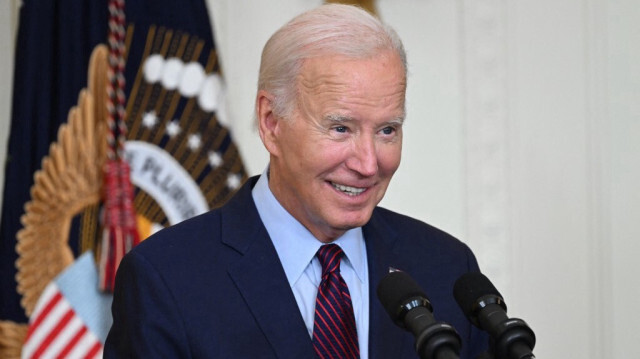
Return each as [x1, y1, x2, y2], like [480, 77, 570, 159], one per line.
[187, 134, 202, 151]
[166, 120, 181, 138]
[141, 111, 158, 129]
[227, 173, 242, 190]
[208, 151, 223, 168]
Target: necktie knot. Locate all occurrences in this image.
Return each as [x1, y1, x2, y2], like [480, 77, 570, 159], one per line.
[316, 244, 344, 277]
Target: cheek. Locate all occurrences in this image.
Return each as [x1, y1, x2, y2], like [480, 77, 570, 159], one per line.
[377, 145, 402, 175]
[312, 142, 351, 165]
[282, 133, 317, 168]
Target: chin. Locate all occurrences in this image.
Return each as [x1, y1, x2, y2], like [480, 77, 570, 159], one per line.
[333, 210, 374, 230]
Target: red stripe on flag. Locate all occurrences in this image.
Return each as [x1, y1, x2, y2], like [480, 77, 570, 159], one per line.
[24, 292, 63, 342]
[31, 308, 75, 358]
[84, 341, 103, 359]
[57, 325, 88, 358]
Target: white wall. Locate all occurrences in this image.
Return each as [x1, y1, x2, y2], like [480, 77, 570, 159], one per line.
[1, 0, 638, 357]
[608, 1, 640, 356]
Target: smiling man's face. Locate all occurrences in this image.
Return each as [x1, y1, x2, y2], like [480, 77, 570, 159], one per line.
[263, 50, 406, 242]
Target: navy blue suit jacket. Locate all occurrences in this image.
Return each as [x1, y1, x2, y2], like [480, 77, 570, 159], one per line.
[105, 176, 488, 358]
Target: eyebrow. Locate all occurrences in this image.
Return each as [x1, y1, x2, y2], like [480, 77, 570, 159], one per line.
[324, 114, 353, 124]
[387, 117, 405, 126]
[323, 114, 406, 126]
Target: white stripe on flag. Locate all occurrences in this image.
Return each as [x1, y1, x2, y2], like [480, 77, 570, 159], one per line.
[66, 328, 101, 358]
[22, 287, 72, 358]
[38, 315, 83, 359]
[22, 253, 107, 359]
[29, 284, 58, 320]
[23, 291, 103, 359]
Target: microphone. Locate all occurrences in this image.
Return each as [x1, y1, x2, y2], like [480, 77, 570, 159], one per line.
[377, 271, 462, 359]
[453, 272, 536, 359]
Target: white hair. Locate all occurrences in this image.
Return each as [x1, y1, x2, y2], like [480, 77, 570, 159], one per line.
[257, 4, 407, 119]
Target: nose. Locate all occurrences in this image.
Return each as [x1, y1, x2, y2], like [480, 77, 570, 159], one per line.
[346, 135, 378, 177]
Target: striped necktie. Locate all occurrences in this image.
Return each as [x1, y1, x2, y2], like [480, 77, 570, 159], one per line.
[312, 244, 360, 359]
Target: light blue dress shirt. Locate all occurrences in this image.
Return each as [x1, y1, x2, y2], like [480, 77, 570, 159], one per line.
[252, 170, 370, 358]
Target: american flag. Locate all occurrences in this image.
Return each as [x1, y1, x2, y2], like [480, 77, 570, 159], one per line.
[21, 253, 113, 359]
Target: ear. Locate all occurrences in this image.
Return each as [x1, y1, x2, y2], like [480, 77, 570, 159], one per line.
[256, 90, 281, 156]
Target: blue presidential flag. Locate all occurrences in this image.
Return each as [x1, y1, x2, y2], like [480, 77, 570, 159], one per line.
[0, 0, 247, 356]
[1, 0, 109, 326]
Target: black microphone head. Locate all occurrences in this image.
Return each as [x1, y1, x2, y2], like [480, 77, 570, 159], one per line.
[453, 272, 506, 325]
[376, 270, 432, 327]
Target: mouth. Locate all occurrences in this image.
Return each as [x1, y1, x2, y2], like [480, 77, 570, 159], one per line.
[331, 182, 367, 196]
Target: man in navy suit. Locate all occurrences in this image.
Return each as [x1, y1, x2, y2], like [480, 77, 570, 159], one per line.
[105, 4, 488, 358]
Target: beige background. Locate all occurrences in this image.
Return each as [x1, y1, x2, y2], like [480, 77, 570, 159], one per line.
[1, 0, 639, 357]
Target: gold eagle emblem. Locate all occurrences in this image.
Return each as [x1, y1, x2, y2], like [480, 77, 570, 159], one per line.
[0, 45, 109, 358]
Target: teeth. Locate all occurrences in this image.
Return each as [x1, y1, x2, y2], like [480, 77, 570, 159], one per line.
[332, 182, 366, 196]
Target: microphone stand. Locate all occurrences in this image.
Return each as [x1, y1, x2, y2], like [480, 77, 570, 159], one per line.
[404, 305, 461, 359]
[476, 346, 536, 359]
[477, 351, 495, 359]
[475, 319, 537, 359]
[488, 317, 536, 359]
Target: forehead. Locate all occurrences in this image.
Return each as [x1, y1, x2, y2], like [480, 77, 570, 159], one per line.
[299, 50, 405, 85]
[296, 51, 407, 112]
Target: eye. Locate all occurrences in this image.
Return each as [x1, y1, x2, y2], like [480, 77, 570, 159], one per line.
[380, 126, 395, 135]
[333, 125, 348, 133]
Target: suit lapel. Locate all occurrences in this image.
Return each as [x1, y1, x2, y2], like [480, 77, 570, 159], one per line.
[221, 177, 414, 358]
[222, 177, 316, 358]
[364, 209, 415, 359]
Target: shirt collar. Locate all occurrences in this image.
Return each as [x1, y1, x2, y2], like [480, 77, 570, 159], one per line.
[251, 167, 367, 287]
